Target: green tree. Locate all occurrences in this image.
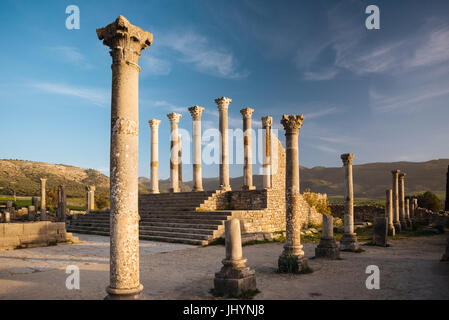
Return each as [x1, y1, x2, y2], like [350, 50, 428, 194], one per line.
[95, 192, 110, 210]
[46, 187, 58, 213]
[417, 191, 442, 212]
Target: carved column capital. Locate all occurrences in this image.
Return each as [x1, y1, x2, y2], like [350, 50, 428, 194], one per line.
[261, 116, 272, 128]
[86, 185, 96, 192]
[240, 107, 254, 119]
[167, 112, 182, 124]
[280, 114, 304, 133]
[399, 172, 406, 179]
[391, 169, 401, 176]
[188, 105, 205, 120]
[96, 15, 153, 66]
[341, 153, 354, 166]
[148, 119, 161, 128]
[215, 97, 232, 111]
[40, 178, 47, 183]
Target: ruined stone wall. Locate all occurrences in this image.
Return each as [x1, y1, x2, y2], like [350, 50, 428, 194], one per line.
[330, 204, 385, 222]
[0, 222, 75, 250]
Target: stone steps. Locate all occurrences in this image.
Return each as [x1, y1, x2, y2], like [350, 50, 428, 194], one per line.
[67, 190, 228, 244]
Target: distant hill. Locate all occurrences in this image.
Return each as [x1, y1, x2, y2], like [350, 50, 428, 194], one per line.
[0, 160, 109, 197]
[2, 159, 448, 200]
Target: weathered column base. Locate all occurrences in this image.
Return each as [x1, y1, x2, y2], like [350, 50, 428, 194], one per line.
[387, 224, 396, 236]
[400, 219, 408, 230]
[315, 238, 340, 259]
[193, 187, 204, 192]
[40, 211, 47, 221]
[339, 233, 359, 251]
[441, 236, 449, 262]
[394, 222, 402, 233]
[105, 284, 145, 300]
[406, 219, 413, 229]
[241, 185, 256, 191]
[213, 259, 256, 297]
[220, 185, 232, 191]
[373, 217, 388, 247]
[278, 254, 310, 273]
[150, 190, 160, 194]
[169, 188, 180, 193]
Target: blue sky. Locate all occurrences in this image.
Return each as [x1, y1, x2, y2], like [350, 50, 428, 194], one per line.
[1, 0, 449, 181]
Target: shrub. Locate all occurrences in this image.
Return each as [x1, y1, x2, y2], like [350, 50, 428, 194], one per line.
[95, 192, 110, 210]
[303, 191, 331, 215]
[416, 191, 442, 213]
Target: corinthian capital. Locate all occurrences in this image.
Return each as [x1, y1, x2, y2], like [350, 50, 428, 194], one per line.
[399, 172, 406, 179]
[215, 97, 232, 111]
[240, 107, 254, 119]
[341, 153, 354, 166]
[96, 15, 153, 66]
[261, 116, 272, 128]
[167, 112, 182, 124]
[188, 106, 205, 121]
[148, 119, 161, 128]
[391, 169, 400, 176]
[280, 114, 304, 133]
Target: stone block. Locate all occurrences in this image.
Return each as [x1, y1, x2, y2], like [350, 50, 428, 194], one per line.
[340, 233, 359, 251]
[315, 238, 340, 259]
[373, 217, 388, 247]
[4, 223, 24, 237]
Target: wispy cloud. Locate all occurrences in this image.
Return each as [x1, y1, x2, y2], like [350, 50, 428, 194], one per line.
[303, 68, 338, 81]
[47, 46, 93, 69]
[313, 144, 339, 154]
[140, 55, 172, 76]
[31, 82, 108, 107]
[306, 107, 341, 120]
[159, 30, 249, 79]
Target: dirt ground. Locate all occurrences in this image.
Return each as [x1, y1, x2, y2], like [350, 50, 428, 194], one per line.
[0, 233, 448, 300]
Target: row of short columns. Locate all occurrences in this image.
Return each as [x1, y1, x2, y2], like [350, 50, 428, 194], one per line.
[388, 170, 414, 236]
[148, 100, 272, 193]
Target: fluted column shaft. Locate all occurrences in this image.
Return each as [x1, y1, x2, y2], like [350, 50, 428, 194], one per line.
[215, 97, 232, 191]
[241, 108, 255, 190]
[148, 120, 160, 194]
[40, 178, 47, 219]
[386, 189, 395, 236]
[262, 117, 272, 189]
[189, 106, 204, 192]
[399, 173, 407, 229]
[167, 112, 182, 193]
[97, 15, 153, 298]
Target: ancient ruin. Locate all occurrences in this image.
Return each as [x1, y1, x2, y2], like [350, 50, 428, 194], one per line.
[188, 106, 205, 192]
[391, 170, 402, 233]
[339, 153, 359, 251]
[386, 189, 395, 236]
[315, 213, 340, 259]
[167, 112, 182, 193]
[216, 97, 232, 191]
[148, 119, 161, 194]
[97, 15, 153, 299]
[213, 218, 257, 296]
[373, 217, 388, 247]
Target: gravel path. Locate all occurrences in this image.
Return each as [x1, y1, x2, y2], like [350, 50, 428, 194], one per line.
[0, 233, 448, 299]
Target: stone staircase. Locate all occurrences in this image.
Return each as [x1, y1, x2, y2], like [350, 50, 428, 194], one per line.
[67, 191, 231, 245]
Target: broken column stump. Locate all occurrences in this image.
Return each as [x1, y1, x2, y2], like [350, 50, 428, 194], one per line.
[315, 213, 340, 259]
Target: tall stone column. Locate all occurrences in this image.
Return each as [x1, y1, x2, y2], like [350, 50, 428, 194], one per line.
[240, 108, 256, 190]
[392, 170, 402, 233]
[215, 97, 232, 191]
[405, 198, 412, 229]
[410, 197, 416, 220]
[97, 15, 153, 299]
[278, 115, 309, 273]
[340, 153, 359, 251]
[40, 178, 47, 221]
[386, 189, 395, 236]
[445, 165, 449, 212]
[86, 186, 95, 212]
[178, 134, 183, 188]
[188, 106, 204, 192]
[58, 185, 66, 222]
[261, 117, 272, 189]
[399, 173, 408, 230]
[167, 112, 182, 193]
[148, 119, 161, 194]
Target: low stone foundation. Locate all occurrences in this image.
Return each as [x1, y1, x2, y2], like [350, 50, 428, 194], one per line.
[0, 221, 78, 250]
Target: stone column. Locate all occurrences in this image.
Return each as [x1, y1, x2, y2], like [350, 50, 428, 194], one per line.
[445, 165, 449, 212]
[31, 197, 38, 209]
[178, 134, 182, 188]
[240, 107, 255, 190]
[213, 218, 256, 296]
[97, 15, 153, 299]
[278, 115, 309, 273]
[215, 97, 232, 191]
[315, 213, 340, 259]
[40, 178, 47, 221]
[386, 189, 395, 236]
[441, 235, 449, 261]
[188, 106, 205, 192]
[86, 186, 95, 212]
[148, 119, 161, 194]
[399, 173, 408, 230]
[410, 197, 416, 220]
[340, 153, 359, 251]
[58, 185, 66, 222]
[167, 112, 182, 193]
[261, 116, 272, 189]
[392, 170, 402, 233]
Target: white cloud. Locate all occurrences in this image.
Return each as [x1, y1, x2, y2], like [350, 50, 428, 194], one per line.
[306, 107, 341, 120]
[47, 46, 93, 69]
[140, 55, 172, 76]
[313, 145, 339, 154]
[303, 68, 338, 81]
[31, 82, 108, 107]
[159, 30, 249, 79]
